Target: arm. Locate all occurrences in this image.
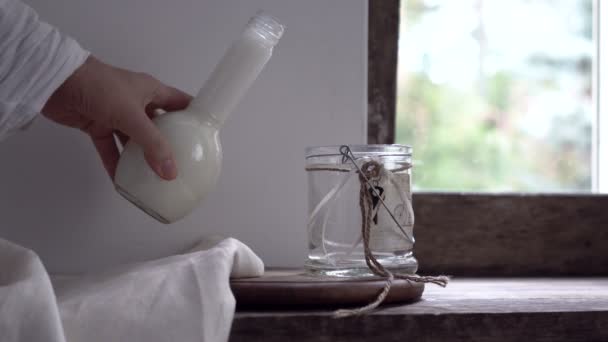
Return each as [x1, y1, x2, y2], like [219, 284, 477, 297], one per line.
[0, 0, 190, 180]
[0, 0, 88, 139]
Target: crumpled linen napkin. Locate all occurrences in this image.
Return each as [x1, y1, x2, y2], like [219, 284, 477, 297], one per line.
[0, 237, 263, 342]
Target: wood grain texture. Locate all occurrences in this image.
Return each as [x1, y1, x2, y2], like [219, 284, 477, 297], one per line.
[412, 193, 608, 276]
[367, 0, 400, 144]
[231, 278, 608, 341]
[231, 270, 424, 308]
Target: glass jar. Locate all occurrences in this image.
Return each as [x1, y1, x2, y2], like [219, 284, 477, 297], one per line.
[305, 145, 417, 277]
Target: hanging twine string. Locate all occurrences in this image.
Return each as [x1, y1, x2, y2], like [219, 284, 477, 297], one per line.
[307, 145, 449, 318]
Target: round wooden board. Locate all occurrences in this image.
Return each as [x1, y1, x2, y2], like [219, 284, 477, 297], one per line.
[230, 270, 425, 308]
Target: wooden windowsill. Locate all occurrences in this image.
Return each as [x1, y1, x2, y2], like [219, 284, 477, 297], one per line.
[231, 278, 608, 341]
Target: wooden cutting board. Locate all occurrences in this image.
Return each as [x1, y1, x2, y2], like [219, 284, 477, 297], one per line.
[230, 270, 424, 308]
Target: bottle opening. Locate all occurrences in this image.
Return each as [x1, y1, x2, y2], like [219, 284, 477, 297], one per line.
[247, 11, 284, 45]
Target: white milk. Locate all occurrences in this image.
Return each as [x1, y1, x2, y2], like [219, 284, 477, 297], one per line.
[114, 12, 284, 223]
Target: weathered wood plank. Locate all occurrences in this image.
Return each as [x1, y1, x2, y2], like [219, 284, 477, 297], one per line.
[367, 0, 400, 144]
[231, 278, 608, 342]
[413, 193, 608, 276]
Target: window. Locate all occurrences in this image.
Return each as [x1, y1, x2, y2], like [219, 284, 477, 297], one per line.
[367, 0, 607, 276]
[394, 0, 597, 192]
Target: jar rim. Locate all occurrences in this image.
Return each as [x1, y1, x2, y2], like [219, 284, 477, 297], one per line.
[305, 144, 412, 159]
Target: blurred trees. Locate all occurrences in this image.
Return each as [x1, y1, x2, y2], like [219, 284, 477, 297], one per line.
[396, 0, 593, 192]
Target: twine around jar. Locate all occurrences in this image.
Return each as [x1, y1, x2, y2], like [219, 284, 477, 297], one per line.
[306, 145, 449, 318]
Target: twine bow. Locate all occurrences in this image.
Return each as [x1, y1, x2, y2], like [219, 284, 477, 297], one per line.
[305, 145, 449, 318]
[332, 147, 448, 318]
[334, 145, 449, 318]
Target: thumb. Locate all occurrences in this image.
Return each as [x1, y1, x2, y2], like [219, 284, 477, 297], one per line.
[116, 109, 178, 180]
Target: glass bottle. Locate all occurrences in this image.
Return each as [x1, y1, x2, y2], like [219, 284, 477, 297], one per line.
[114, 12, 284, 223]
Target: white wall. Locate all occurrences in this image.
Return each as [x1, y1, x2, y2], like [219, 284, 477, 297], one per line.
[0, 0, 367, 273]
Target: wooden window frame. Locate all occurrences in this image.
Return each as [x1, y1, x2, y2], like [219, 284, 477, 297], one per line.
[367, 0, 608, 276]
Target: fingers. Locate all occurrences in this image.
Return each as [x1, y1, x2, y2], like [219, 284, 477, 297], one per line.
[111, 76, 190, 181]
[144, 105, 165, 119]
[113, 109, 177, 180]
[114, 131, 129, 147]
[150, 85, 193, 112]
[92, 133, 120, 179]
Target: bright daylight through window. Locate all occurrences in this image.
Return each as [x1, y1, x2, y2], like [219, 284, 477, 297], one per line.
[396, 0, 595, 192]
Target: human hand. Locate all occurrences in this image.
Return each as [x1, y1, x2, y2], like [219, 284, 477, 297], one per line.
[42, 56, 192, 180]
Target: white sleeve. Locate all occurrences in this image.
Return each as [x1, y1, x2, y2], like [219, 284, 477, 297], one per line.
[0, 0, 89, 140]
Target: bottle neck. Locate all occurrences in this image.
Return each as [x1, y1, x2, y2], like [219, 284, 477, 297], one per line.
[188, 13, 283, 127]
[189, 35, 273, 126]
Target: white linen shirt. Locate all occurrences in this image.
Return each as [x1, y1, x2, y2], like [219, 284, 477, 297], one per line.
[0, 0, 89, 140]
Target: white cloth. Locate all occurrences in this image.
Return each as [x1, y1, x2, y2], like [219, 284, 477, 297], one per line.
[0, 237, 264, 342]
[0, 0, 89, 140]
